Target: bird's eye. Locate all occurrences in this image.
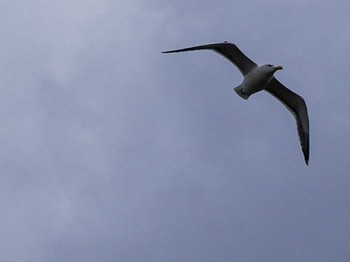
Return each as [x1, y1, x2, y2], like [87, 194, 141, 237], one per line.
[268, 64, 272, 67]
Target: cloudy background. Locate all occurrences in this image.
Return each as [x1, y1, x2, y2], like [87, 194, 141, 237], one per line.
[0, 1, 349, 261]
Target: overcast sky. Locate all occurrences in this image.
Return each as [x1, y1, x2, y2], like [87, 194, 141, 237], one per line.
[1, 1, 350, 261]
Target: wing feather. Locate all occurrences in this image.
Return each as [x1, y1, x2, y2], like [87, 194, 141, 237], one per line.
[162, 42, 257, 75]
[265, 78, 309, 165]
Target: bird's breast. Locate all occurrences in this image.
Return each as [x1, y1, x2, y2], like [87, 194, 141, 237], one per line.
[242, 70, 273, 95]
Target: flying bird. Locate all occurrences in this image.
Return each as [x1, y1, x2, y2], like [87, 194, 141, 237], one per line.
[162, 41, 309, 165]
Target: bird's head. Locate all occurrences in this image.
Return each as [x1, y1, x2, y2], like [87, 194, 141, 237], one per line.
[261, 64, 283, 75]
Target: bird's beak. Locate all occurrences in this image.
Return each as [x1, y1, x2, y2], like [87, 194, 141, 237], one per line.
[274, 65, 283, 71]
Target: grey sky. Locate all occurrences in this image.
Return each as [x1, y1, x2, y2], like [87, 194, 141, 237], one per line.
[0, 1, 349, 261]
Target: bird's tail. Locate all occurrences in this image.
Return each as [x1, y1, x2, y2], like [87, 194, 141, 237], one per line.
[234, 85, 249, 100]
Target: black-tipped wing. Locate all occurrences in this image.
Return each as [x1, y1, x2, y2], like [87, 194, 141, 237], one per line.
[265, 78, 309, 165]
[162, 42, 257, 76]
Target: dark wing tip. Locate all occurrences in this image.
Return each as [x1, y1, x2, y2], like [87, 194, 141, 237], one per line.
[299, 118, 309, 166]
[163, 41, 231, 53]
[303, 139, 309, 166]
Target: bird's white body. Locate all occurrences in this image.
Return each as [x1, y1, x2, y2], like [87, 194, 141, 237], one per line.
[234, 64, 283, 100]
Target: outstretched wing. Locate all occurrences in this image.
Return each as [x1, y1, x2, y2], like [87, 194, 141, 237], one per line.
[162, 42, 257, 76]
[265, 78, 310, 165]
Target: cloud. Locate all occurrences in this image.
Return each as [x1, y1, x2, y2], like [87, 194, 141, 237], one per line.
[0, 1, 350, 261]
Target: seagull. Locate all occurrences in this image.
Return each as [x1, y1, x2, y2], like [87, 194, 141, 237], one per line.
[162, 41, 309, 165]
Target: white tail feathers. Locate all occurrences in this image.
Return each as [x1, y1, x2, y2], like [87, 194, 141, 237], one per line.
[234, 86, 250, 100]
